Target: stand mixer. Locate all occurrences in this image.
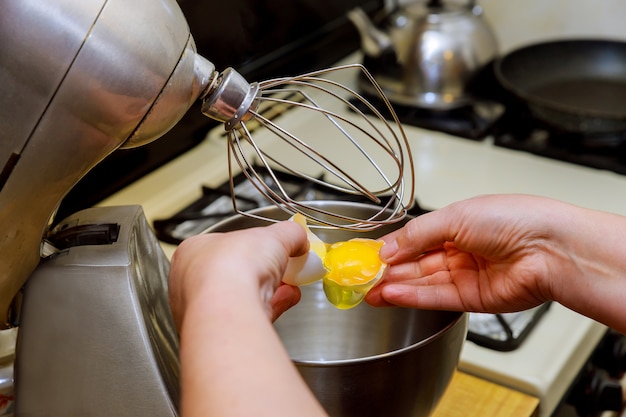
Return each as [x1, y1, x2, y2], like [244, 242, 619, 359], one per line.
[1, 0, 413, 414]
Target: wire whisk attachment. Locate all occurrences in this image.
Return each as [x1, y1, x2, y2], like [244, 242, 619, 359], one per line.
[200, 63, 415, 231]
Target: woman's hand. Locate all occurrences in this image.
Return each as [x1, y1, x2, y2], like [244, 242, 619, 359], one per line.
[169, 220, 308, 330]
[366, 194, 626, 333]
[169, 221, 328, 417]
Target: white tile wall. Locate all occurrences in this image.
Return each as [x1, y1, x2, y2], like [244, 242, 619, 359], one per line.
[478, 0, 626, 53]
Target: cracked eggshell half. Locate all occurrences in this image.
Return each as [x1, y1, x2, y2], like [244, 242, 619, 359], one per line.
[282, 214, 328, 286]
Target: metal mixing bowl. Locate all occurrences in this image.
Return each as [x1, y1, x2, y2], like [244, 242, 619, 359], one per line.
[206, 201, 467, 417]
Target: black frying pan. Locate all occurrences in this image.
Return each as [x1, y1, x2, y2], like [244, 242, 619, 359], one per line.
[494, 39, 626, 134]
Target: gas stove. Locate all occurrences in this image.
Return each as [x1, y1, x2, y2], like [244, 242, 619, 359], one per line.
[4, 0, 624, 414]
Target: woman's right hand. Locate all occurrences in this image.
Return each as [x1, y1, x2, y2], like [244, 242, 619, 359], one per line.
[366, 194, 626, 334]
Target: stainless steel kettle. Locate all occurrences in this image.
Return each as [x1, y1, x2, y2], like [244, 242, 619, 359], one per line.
[348, 0, 498, 109]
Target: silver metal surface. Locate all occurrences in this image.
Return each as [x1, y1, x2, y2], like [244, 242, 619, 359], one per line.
[207, 201, 468, 417]
[282, 290, 466, 417]
[349, 2, 498, 109]
[16, 206, 179, 416]
[202, 65, 416, 231]
[0, 0, 216, 325]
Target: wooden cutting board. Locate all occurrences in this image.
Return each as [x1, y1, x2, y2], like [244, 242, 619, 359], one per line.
[431, 371, 539, 417]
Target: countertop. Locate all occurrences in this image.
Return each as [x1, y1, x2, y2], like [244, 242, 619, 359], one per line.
[432, 371, 539, 417]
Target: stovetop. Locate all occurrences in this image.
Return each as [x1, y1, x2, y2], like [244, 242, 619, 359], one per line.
[152, 165, 426, 245]
[492, 104, 626, 175]
[350, 94, 505, 140]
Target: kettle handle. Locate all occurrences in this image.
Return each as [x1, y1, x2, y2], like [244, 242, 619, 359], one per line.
[347, 7, 395, 59]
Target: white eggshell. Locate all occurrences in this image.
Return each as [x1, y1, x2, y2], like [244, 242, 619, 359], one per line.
[282, 250, 326, 286]
[281, 213, 328, 286]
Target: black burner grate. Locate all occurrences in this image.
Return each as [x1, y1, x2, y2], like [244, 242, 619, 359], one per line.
[350, 95, 504, 140]
[152, 165, 427, 245]
[493, 105, 626, 175]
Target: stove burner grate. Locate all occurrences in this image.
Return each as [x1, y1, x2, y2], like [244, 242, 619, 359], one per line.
[153, 165, 427, 245]
[493, 105, 626, 174]
[468, 303, 551, 351]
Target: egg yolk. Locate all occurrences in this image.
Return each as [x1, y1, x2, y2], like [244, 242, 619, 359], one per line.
[323, 239, 385, 285]
[288, 214, 386, 309]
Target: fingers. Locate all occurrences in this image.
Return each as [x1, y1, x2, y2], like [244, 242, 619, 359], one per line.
[381, 249, 451, 282]
[379, 209, 460, 264]
[366, 270, 464, 310]
[266, 220, 309, 258]
[368, 246, 477, 311]
[377, 283, 465, 311]
[269, 284, 301, 322]
[169, 221, 308, 325]
[366, 254, 456, 308]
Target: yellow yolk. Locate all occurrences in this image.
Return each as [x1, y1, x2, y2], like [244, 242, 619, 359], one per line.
[322, 238, 386, 310]
[284, 214, 386, 309]
[323, 239, 385, 285]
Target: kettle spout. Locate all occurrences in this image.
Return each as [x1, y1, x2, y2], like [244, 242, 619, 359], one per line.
[347, 8, 395, 59]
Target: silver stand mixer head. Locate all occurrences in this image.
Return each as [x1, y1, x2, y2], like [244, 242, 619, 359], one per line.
[0, 0, 217, 327]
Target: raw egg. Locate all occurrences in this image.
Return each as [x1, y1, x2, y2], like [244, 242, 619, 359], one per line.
[322, 238, 386, 309]
[282, 214, 387, 309]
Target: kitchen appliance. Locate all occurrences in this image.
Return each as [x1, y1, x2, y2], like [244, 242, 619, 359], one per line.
[0, 0, 413, 332]
[16, 205, 179, 415]
[0, 0, 213, 412]
[1, 0, 217, 328]
[348, 0, 499, 110]
[1, 0, 414, 414]
[206, 201, 467, 417]
[208, 64, 416, 230]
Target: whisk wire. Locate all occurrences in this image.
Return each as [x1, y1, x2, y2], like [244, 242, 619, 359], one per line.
[250, 99, 393, 200]
[247, 118, 380, 202]
[254, 80, 406, 199]
[228, 138, 389, 229]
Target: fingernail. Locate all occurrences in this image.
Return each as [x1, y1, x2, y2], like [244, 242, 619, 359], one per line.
[379, 239, 398, 260]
